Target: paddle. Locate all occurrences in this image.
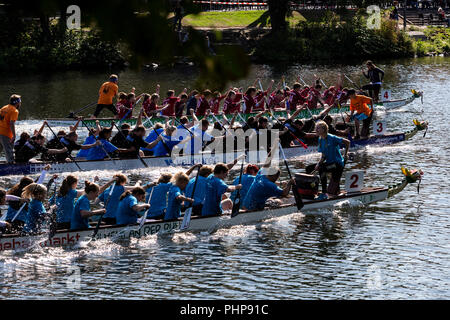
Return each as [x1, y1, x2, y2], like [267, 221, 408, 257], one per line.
[45, 122, 83, 171]
[231, 159, 245, 218]
[270, 111, 308, 149]
[180, 165, 201, 231]
[90, 181, 116, 241]
[67, 101, 97, 118]
[278, 142, 304, 210]
[48, 179, 59, 240]
[138, 187, 155, 231]
[110, 122, 148, 168]
[344, 74, 362, 90]
[11, 203, 27, 223]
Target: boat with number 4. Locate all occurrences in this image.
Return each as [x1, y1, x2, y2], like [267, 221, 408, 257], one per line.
[0, 168, 423, 252]
[35, 90, 423, 129]
[0, 120, 428, 177]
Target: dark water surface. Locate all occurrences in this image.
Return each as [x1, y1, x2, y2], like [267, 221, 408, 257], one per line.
[0, 57, 449, 299]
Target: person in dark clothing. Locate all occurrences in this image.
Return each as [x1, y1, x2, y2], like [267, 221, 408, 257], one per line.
[119, 126, 164, 159]
[51, 131, 100, 162]
[111, 123, 131, 149]
[14, 134, 68, 163]
[362, 60, 385, 103]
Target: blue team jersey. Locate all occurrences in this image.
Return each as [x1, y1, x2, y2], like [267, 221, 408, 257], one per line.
[6, 205, 27, 222]
[242, 170, 284, 211]
[71, 195, 91, 230]
[98, 185, 125, 219]
[143, 128, 164, 152]
[77, 136, 96, 158]
[201, 174, 229, 217]
[184, 176, 207, 206]
[164, 185, 183, 221]
[55, 189, 78, 223]
[152, 134, 180, 157]
[116, 195, 139, 225]
[86, 139, 118, 161]
[230, 174, 256, 207]
[146, 183, 171, 218]
[318, 134, 345, 167]
[23, 200, 46, 234]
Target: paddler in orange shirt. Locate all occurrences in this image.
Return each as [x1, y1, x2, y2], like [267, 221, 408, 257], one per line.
[346, 89, 374, 140]
[93, 74, 119, 119]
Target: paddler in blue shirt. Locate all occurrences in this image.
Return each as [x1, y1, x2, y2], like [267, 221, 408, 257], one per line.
[201, 156, 245, 217]
[116, 187, 150, 225]
[314, 120, 350, 198]
[242, 150, 294, 211]
[230, 164, 259, 209]
[184, 165, 213, 216]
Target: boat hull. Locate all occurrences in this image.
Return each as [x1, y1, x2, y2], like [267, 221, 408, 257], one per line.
[32, 94, 418, 129]
[0, 130, 414, 177]
[0, 187, 389, 252]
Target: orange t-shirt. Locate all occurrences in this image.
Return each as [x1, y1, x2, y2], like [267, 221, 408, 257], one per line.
[0, 104, 19, 139]
[350, 95, 372, 116]
[98, 82, 119, 105]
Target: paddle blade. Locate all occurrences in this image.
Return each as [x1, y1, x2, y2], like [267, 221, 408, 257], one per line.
[293, 188, 304, 211]
[231, 198, 241, 218]
[180, 208, 192, 231]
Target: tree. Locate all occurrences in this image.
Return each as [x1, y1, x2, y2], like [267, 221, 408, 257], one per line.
[267, 0, 289, 33]
[0, 0, 250, 90]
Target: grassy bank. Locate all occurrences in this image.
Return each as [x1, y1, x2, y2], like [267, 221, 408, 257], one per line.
[414, 27, 450, 56]
[182, 10, 306, 29]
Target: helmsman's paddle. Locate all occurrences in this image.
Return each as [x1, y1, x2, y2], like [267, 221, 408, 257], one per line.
[279, 142, 304, 211]
[67, 101, 97, 118]
[231, 159, 245, 218]
[180, 166, 201, 231]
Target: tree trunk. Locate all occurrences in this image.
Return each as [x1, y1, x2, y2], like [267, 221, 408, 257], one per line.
[268, 0, 289, 33]
[39, 13, 52, 44]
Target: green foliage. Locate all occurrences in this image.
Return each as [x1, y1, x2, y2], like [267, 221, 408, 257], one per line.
[0, 25, 126, 72]
[419, 27, 450, 55]
[253, 11, 415, 63]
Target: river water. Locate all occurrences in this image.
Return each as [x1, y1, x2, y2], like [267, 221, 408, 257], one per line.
[0, 57, 449, 299]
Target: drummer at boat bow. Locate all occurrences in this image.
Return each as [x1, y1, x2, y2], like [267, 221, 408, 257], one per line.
[314, 121, 350, 198]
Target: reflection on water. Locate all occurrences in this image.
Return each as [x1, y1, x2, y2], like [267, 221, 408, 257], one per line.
[0, 57, 449, 299]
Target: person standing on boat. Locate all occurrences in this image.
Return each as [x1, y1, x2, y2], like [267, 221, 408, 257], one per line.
[314, 121, 350, 198]
[93, 75, 119, 119]
[21, 184, 48, 235]
[201, 162, 243, 217]
[164, 172, 194, 221]
[70, 182, 106, 231]
[116, 187, 150, 225]
[0, 94, 21, 163]
[346, 89, 374, 140]
[362, 61, 384, 103]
